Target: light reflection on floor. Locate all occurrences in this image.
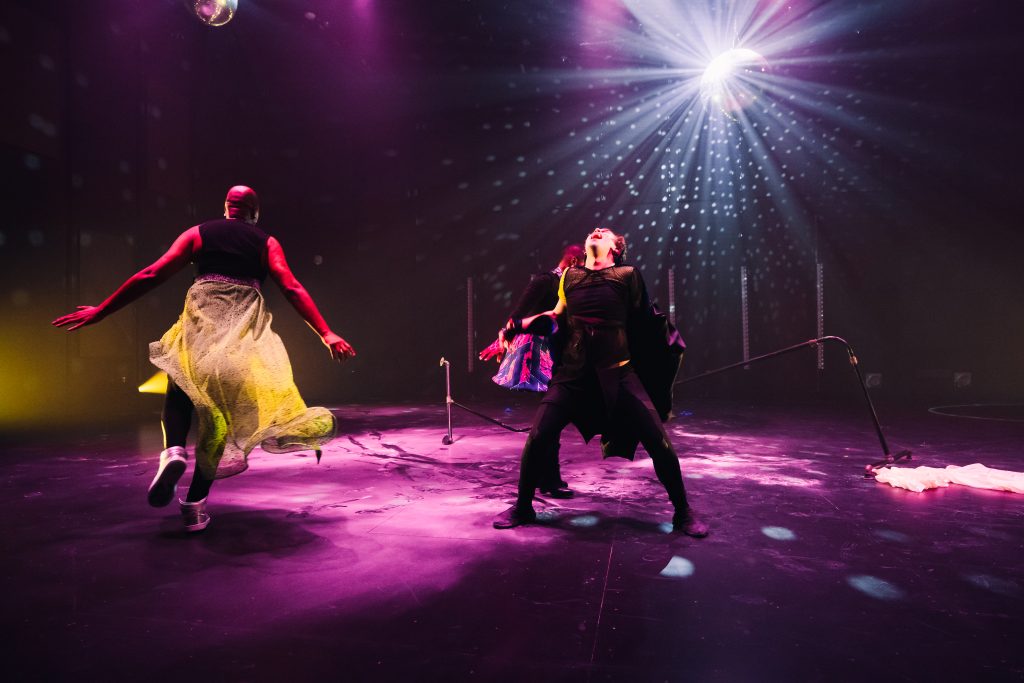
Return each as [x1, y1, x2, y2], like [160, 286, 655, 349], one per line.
[7, 400, 1024, 680]
[660, 556, 696, 578]
[847, 575, 905, 601]
[762, 526, 796, 541]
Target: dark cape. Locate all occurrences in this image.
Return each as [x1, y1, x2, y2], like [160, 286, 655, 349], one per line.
[600, 301, 686, 459]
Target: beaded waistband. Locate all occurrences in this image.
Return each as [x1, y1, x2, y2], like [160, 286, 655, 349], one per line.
[195, 273, 262, 290]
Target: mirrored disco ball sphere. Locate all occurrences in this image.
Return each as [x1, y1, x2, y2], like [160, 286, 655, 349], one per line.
[184, 0, 238, 27]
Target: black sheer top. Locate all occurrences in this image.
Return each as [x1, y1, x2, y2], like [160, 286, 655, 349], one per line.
[554, 265, 648, 381]
[194, 219, 270, 282]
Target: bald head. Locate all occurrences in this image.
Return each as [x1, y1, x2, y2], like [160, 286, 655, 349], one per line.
[224, 185, 259, 223]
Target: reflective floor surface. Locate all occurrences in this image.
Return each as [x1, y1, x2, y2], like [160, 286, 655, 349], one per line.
[4, 399, 1023, 681]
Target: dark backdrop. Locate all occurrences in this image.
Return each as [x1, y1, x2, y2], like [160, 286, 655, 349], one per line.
[2, 0, 1022, 429]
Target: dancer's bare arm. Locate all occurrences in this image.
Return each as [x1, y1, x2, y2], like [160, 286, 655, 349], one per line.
[481, 299, 564, 361]
[266, 237, 355, 362]
[519, 299, 565, 332]
[52, 227, 200, 331]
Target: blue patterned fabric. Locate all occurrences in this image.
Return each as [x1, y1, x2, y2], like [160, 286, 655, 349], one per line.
[492, 334, 554, 392]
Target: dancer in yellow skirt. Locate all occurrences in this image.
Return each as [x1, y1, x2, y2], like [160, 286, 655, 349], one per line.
[53, 186, 355, 531]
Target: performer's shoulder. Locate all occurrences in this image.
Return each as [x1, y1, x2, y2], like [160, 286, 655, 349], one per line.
[563, 265, 586, 282]
[197, 217, 246, 231]
[612, 264, 645, 288]
[196, 219, 270, 246]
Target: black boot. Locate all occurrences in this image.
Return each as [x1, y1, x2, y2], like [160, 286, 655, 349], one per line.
[537, 482, 573, 498]
[538, 441, 571, 497]
[493, 504, 537, 529]
[672, 508, 709, 538]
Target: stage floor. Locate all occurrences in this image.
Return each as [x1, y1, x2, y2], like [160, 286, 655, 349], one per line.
[4, 399, 1023, 681]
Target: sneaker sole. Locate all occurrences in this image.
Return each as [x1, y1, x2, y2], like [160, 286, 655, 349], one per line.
[147, 458, 187, 508]
[184, 516, 211, 532]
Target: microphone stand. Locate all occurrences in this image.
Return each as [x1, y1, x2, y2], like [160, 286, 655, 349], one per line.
[439, 357, 454, 445]
[438, 357, 532, 442]
[676, 336, 912, 475]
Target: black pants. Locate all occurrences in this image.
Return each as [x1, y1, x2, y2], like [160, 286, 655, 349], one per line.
[515, 369, 689, 510]
[536, 437, 566, 490]
[163, 380, 214, 502]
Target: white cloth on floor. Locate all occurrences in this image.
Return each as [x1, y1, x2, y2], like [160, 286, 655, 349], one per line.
[875, 463, 1024, 494]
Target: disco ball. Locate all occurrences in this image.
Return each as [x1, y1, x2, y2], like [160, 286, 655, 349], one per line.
[700, 48, 770, 114]
[184, 0, 238, 27]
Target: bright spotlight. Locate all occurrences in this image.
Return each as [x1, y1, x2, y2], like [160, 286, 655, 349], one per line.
[700, 48, 769, 113]
[184, 0, 239, 27]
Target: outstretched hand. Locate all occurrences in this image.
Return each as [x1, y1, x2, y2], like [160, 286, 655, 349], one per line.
[52, 306, 105, 331]
[479, 332, 508, 363]
[322, 332, 356, 362]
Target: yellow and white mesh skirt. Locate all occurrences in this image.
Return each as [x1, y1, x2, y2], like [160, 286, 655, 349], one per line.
[149, 276, 336, 479]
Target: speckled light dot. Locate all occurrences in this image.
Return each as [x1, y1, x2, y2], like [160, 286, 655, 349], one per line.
[569, 515, 599, 528]
[660, 556, 695, 578]
[847, 575, 904, 601]
[761, 526, 796, 541]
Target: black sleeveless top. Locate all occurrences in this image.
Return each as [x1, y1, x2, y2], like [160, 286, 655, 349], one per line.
[195, 219, 270, 282]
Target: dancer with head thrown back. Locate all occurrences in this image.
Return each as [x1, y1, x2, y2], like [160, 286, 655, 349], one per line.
[480, 244, 585, 498]
[53, 186, 356, 532]
[492, 228, 708, 537]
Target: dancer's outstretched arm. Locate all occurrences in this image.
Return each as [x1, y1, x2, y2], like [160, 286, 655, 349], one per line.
[52, 226, 200, 331]
[518, 299, 565, 332]
[266, 237, 356, 362]
[481, 297, 566, 361]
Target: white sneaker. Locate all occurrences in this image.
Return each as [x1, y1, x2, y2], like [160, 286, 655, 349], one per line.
[147, 447, 187, 508]
[179, 497, 211, 532]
